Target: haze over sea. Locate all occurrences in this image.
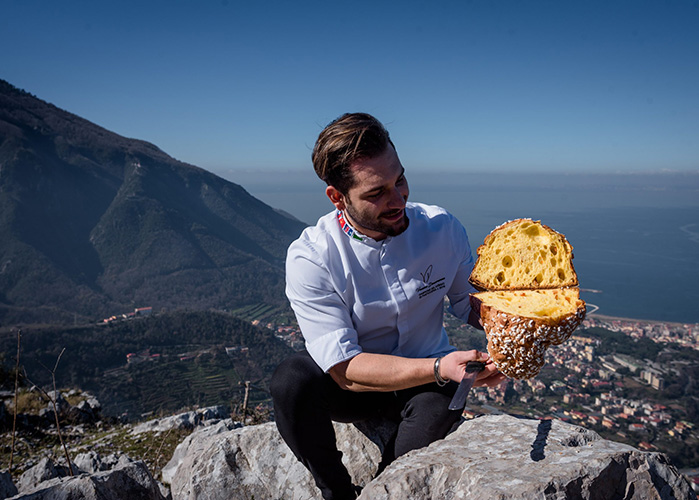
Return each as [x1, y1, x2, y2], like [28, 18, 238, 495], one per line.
[223, 169, 699, 325]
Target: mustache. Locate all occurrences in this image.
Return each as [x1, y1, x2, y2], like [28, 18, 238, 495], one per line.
[381, 208, 404, 218]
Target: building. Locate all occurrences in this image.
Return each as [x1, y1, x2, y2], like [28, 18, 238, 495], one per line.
[641, 367, 665, 390]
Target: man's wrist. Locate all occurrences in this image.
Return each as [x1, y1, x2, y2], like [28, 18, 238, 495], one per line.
[434, 357, 448, 386]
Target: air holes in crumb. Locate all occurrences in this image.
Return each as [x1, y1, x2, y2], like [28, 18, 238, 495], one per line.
[557, 269, 566, 280]
[525, 225, 540, 237]
[535, 273, 543, 284]
[502, 256, 513, 268]
[495, 271, 505, 284]
[550, 245, 557, 255]
[550, 258, 557, 266]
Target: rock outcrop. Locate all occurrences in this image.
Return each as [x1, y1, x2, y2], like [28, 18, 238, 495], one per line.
[14, 457, 76, 494]
[160, 419, 241, 487]
[162, 420, 394, 500]
[163, 419, 394, 500]
[361, 414, 695, 499]
[72, 451, 129, 475]
[6, 460, 165, 500]
[0, 403, 235, 498]
[131, 405, 230, 435]
[5, 451, 166, 499]
[14, 389, 103, 432]
[163, 414, 695, 500]
[0, 470, 18, 499]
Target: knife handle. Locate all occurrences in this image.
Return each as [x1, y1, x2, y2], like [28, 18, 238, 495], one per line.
[465, 361, 486, 373]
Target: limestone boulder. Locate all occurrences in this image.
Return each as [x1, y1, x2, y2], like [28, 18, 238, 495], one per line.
[360, 414, 695, 500]
[164, 419, 394, 500]
[6, 460, 166, 500]
[161, 418, 240, 486]
[131, 405, 230, 435]
[0, 470, 18, 499]
[16, 457, 78, 494]
[73, 450, 128, 474]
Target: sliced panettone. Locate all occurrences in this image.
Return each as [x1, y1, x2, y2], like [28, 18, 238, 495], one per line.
[470, 219, 586, 379]
[471, 288, 586, 379]
[469, 219, 578, 291]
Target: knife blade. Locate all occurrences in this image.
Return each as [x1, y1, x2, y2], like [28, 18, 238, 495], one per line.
[448, 361, 486, 411]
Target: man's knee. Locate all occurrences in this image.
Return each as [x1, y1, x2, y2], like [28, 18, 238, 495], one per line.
[271, 351, 324, 405]
[404, 387, 450, 412]
[402, 389, 460, 435]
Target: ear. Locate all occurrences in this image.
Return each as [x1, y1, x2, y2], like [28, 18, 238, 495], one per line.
[325, 186, 346, 211]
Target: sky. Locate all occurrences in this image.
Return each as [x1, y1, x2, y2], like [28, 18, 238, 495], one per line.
[2, 0, 698, 176]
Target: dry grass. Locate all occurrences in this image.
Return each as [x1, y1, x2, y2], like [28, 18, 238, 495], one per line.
[11, 389, 47, 414]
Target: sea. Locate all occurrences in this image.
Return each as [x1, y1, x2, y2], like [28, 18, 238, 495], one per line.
[223, 169, 699, 325]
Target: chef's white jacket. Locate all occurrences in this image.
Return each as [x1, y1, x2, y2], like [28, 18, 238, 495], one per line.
[285, 202, 478, 372]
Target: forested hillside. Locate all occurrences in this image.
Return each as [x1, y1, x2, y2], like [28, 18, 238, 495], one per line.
[0, 310, 294, 419]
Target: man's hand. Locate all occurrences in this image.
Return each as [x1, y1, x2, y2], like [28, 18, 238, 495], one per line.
[439, 350, 507, 387]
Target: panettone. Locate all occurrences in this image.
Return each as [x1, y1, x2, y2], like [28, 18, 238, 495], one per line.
[470, 219, 586, 379]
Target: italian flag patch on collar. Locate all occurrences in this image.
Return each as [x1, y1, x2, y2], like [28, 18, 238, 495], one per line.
[337, 210, 364, 242]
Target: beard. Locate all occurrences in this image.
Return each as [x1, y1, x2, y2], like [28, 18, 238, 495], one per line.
[344, 202, 410, 238]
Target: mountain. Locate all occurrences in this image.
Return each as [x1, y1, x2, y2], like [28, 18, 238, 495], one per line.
[0, 80, 307, 326]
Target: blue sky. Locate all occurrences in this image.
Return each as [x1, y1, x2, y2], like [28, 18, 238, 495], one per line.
[2, 0, 698, 175]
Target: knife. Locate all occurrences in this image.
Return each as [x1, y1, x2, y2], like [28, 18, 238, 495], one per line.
[448, 361, 486, 411]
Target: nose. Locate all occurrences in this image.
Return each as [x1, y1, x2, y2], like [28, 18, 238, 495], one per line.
[388, 183, 408, 208]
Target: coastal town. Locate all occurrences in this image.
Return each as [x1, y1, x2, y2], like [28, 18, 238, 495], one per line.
[466, 316, 696, 431]
[584, 315, 699, 352]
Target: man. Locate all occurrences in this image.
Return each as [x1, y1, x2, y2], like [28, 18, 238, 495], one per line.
[271, 113, 505, 500]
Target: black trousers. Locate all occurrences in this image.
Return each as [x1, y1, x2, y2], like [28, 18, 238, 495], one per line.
[270, 351, 461, 500]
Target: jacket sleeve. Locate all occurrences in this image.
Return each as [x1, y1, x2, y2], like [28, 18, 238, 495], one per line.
[446, 217, 479, 322]
[285, 239, 363, 372]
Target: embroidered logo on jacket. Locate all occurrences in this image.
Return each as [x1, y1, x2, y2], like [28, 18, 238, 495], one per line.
[417, 264, 445, 299]
[420, 265, 433, 284]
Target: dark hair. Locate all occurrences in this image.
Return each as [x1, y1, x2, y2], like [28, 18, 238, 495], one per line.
[312, 113, 394, 194]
